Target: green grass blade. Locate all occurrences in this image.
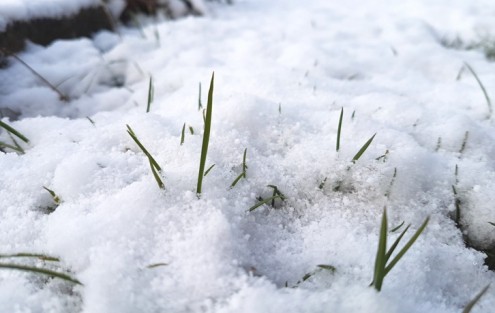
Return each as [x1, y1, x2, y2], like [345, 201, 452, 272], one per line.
[390, 221, 405, 233]
[463, 284, 490, 313]
[0, 253, 60, 262]
[189, 126, 194, 135]
[385, 224, 410, 263]
[459, 131, 469, 154]
[464, 62, 492, 118]
[372, 208, 388, 291]
[248, 195, 282, 212]
[336, 107, 343, 152]
[126, 125, 161, 171]
[317, 264, 336, 272]
[43, 186, 61, 205]
[198, 82, 203, 110]
[146, 76, 154, 113]
[196, 72, 214, 195]
[230, 172, 245, 188]
[0, 120, 29, 143]
[0, 263, 82, 285]
[384, 216, 429, 276]
[231, 148, 248, 187]
[7, 133, 24, 154]
[452, 185, 461, 225]
[352, 133, 376, 163]
[0, 141, 24, 153]
[149, 160, 165, 189]
[385, 168, 397, 199]
[242, 148, 248, 173]
[180, 123, 186, 145]
[147, 262, 168, 269]
[204, 164, 215, 177]
[86, 116, 95, 125]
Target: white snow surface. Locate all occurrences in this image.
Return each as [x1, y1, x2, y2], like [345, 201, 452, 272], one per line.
[1, 0, 495, 312]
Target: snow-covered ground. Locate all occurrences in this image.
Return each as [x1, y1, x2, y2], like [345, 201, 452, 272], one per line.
[1, 0, 495, 312]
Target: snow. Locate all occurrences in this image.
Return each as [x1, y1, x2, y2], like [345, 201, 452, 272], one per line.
[1, 0, 495, 312]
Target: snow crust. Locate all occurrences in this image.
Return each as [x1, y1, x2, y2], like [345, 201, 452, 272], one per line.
[1, 0, 495, 312]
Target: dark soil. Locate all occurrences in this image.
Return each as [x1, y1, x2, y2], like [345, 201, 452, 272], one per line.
[0, 6, 114, 56]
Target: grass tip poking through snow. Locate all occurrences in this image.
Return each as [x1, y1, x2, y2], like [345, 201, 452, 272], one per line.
[352, 133, 376, 163]
[126, 124, 164, 189]
[0, 120, 29, 144]
[371, 208, 429, 292]
[230, 148, 248, 188]
[196, 72, 215, 196]
[463, 284, 490, 313]
[336, 107, 343, 152]
[146, 76, 154, 113]
[463, 62, 492, 119]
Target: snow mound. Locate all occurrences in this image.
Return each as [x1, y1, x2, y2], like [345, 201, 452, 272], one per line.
[0, 0, 495, 312]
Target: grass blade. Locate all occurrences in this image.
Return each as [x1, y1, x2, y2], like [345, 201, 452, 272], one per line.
[0, 49, 68, 101]
[230, 172, 245, 188]
[147, 263, 168, 269]
[126, 125, 165, 189]
[0, 263, 82, 285]
[242, 148, 248, 173]
[149, 160, 165, 189]
[7, 133, 24, 154]
[231, 148, 248, 188]
[390, 221, 405, 233]
[0, 120, 29, 143]
[0, 253, 59, 262]
[459, 131, 469, 154]
[463, 284, 490, 313]
[384, 216, 429, 276]
[196, 72, 214, 195]
[372, 208, 388, 291]
[384, 168, 397, 199]
[180, 123, 186, 145]
[198, 82, 202, 110]
[384, 224, 410, 263]
[352, 133, 376, 163]
[126, 125, 161, 171]
[0, 141, 24, 153]
[43, 186, 61, 205]
[317, 264, 336, 272]
[464, 62, 492, 118]
[86, 116, 95, 125]
[248, 195, 282, 212]
[267, 185, 286, 205]
[189, 126, 194, 135]
[146, 76, 154, 113]
[336, 107, 343, 152]
[204, 164, 215, 177]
